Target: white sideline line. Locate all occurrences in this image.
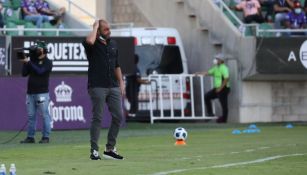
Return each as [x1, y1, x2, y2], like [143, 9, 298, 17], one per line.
[259, 146, 270, 150]
[177, 144, 297, 160]
[150, 153, 307, 175]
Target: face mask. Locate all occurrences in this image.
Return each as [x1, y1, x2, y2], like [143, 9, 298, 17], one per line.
[99, 35, 106, 41]
[99, 34, 110, 43]
[294, 8, 302, 14]
[213, 59, 218, 65]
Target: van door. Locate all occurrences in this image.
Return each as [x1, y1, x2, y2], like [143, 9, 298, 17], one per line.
[125, 44, 190, 118]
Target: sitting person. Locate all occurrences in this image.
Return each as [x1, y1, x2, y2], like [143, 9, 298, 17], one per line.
[35, 0, 65, 28]
[21, 0, 51, 28]
[285, 1, 307, 36]
[234, 0, 264, 24]
[273, 0, 294, 31]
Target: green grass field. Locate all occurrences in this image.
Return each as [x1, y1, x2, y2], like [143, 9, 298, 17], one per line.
[0, 122, 306, 175]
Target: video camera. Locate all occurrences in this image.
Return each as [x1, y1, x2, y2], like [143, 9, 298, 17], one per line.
[16, 40, 48, 61]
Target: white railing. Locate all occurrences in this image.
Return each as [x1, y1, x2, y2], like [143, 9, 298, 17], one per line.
[0, 22, 134, 36]
[217, 0, 243, 27]
[256, 28, 307, 36]
[148, 74, 217, 124]
[0, 28, 91, 36]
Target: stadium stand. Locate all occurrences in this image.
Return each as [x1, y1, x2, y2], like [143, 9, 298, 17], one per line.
[0, 0, 92, 36]
[222, 0, 307, 36]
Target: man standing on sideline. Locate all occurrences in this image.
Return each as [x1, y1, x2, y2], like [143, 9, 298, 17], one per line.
[19, 41, 53, 144]
[82, 19, 125, 160]
[125, 54, 150, 117]
[195, 53, 230, 123]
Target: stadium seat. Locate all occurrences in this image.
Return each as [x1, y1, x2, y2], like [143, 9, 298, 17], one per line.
[42, 22, 57, 36]
[5, 22, 18, 36]
[11, 0, 22, 10]
[258, 23, 274, 37]
[24, 22, 39, 36]
[1, 0, 12, 8]
[4, 8, 26, 25]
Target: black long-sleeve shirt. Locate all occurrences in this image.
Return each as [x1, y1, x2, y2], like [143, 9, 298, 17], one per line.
[22, 57, 53, 94]
[82, 39, 120, 88]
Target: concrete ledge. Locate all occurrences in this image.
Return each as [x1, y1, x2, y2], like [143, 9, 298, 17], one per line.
[239, 106, 272, 123]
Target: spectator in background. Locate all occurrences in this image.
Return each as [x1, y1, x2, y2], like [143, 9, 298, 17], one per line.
[233, 0, 264, 24]
[304, 0, 307, 13]
[21, 0, 51, 28]
[285, 1, 307, 36]
[259, 0, 275, 22]
[125, 54, 150, 117]
[0, 2, 4, 29]
[35, 0, 65, 28]
[273, 0, 294, 32]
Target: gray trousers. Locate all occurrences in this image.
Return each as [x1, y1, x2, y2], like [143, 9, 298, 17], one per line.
[88, 87, 123, 151]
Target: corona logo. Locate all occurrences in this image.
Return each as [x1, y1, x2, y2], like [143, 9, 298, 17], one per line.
[0, 48, 5, 65]
[49, 101, 86, 129]
[54, 81, 73, 102]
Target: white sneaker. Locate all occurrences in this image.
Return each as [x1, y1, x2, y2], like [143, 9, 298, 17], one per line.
[48, 16, 55, 21]
[90, 149, 101, 160]
[128, 113, 136, 117]
[276, 32, 281, 37]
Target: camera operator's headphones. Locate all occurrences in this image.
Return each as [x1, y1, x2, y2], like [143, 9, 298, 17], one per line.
[36, 41, 48, 54]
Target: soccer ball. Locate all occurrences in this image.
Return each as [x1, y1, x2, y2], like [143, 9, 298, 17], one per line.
[173, 127, 188, 140]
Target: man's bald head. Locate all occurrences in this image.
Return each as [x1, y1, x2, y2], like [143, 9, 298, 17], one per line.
[98, 19, 108, 26]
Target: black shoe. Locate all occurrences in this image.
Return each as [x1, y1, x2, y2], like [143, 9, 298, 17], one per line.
[217, 117, 227, 123]
[20, 137, 35, 144]
[39, 137, 49, 144]
[103, 148, 124, 160]
[90, 150, 101, 160]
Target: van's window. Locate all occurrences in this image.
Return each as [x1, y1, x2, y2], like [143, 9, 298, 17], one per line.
[159, 46, 183, 74]
[136, 45, 183, 76]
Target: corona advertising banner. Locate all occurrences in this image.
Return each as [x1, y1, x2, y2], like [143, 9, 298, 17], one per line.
[0, 76, 126, 130]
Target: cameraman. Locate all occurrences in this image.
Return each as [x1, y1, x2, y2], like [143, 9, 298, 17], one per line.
[19, 42, 53, 144]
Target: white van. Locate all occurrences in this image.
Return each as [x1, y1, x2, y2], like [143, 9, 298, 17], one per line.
[111, 27, 191, 120]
